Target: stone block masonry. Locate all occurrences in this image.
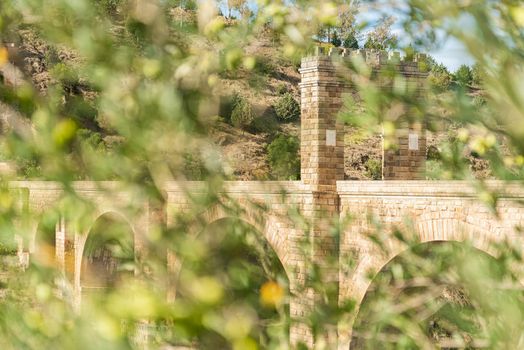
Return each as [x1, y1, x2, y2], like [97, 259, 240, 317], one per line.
[299, 55, 345, 189]
[383, 124, 427, 180]
[305, 47, 429, 180]
[10, 49, 524, 350]
[12, 179, 524, 349]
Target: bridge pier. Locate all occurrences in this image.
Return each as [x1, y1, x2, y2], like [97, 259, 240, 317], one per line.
[296, 53, 345, 347]
[299, 48, 429, 348]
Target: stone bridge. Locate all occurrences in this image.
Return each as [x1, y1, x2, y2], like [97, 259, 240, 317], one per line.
[10, 49, 524, 349]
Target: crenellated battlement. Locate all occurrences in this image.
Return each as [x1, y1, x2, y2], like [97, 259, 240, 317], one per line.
[301, 47, 429, 78]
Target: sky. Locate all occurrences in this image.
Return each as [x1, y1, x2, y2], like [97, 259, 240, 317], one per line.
[383, 25, 475, 71]
[429, 37, 474, 71]
[221, 1, 475, 71]
[356, 2, 475, 71]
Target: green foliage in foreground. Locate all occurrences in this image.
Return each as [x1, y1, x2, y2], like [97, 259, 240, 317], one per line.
[352, 241, 523, 349]
[0, 0, 523, 349]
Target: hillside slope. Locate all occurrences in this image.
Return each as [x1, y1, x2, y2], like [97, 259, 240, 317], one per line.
[1, 24, 491, 181]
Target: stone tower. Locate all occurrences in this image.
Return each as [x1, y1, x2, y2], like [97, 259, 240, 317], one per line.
[297, 47, 429, 348]
[299, 53, 346, 190]
[300, 47, 429, 182]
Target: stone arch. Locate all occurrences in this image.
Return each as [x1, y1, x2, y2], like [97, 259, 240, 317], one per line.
[340, 217, 505, 350]
[348, 240, 512, 349]
[198, 202, 290, 276]
[167, 201, 292, 306]
[353, 217, 500, 302]
[173, 214, 291, 347]
[76, 210, 137, 294]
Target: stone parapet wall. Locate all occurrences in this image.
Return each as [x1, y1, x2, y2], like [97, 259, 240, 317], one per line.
[164, 180, 310, 194]
[337, 180, 524, 198]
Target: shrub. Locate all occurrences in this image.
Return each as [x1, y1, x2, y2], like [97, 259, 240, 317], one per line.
[276, 82, 288, 95]
[97, 0, 123, 16]
[0, 241, 17, 256]
[273, 93, 300, 121]
[231, 96, 254, 130]
[472, 95, 486, 108]
[183, 153, 206, 180]
[425, 160, 446, 180]
[77, 129, 104, 150]
[17, 157, 41, 178]
[365, 158, 382, 180]
[254, 56, 276, 76]
[219, 93, 240, 123]
[267, 135, 300, 180]
[426, 145, 441, 161]
[249, 114, 279, 134]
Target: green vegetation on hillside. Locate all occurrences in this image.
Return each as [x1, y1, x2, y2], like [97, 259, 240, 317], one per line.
[267, 134, 300, 180]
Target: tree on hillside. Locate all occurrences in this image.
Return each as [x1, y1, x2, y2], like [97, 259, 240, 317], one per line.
[317, 25, 334, 44]
[338, 1, 359, 38]
[331, 31, 342, 47]
[342, 32, 359, 49]
[338, 1, 360, 49]
[363, 16, 397, 50]
[167, 0, 197, 10]
[454, 64, 473, 88]
[317, 1, 360, 44]
[224, 0, 249, 19]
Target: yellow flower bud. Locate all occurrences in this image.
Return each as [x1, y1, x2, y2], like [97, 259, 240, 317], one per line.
[0, 47, 8, 67]
[260, 281, 284, 308]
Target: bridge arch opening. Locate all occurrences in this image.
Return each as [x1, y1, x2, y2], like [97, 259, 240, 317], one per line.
[33, 212, 60, 268]
[349, 241, 522, 349]
[81, 212, 135, 294]
[173, 217, 290, 349]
